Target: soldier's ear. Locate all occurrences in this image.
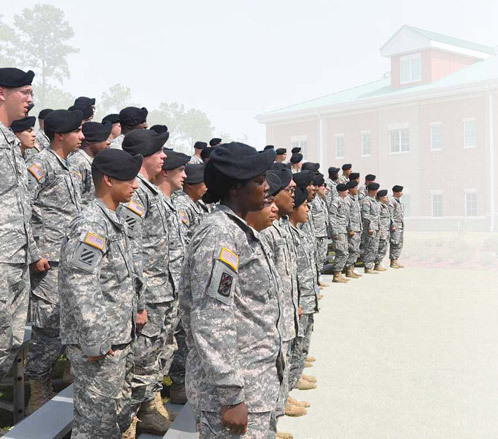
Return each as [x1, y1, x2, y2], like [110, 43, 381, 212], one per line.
[0, 87, 6, 103]
[103, 175, 113, 188]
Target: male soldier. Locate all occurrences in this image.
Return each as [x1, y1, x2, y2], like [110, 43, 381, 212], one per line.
[201, 146, 213, 163]
[348, 172, 360, 185]
[102, 113, 121, 141]
[329, 183, 350, 283]
[11, 116, 38, 160]
[150, 125, 168, 134]
[73, 96, 96, 114]
[69, 121, 112, 205]
[174, 163, 208, 244]
[119, 129, 174, 435]
[324, 166, 340, 209]
[209, 137, 222, 147]
[25, 109, 84, 412]
[189, 141, 206, 164]
[344, 181, 362, 279]
[375, 189, 391, 271]
[337, 163, 352, 184]
[59, 149, 146, 439]
[69, 104, 94, 124]
[275, 148, 287, 163]
[310, 173, 329, 278]
[359, 174, 376, 201]
[0, 68, 38, 384]
[111, 106, 148, 149]
[361, 182, 381, 274]
[389, 185, 405, 269]
[36, 108, 53, 150]
[290, 153, 303, 173]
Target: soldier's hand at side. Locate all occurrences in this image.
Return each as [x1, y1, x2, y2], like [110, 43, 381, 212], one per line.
[221, 402, 248, 434]
[136, 309, 148, 330]
[368, 230, 374, 236]
[349, 231, 354, 237]
[332, 235, 338, 240]
[31, 257, 50, 273]
[88, 348, 114, 363]
[298, 307, 303, 317]
[391, 226, 396, 231]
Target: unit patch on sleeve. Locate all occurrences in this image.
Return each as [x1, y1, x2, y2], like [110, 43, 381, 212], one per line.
[179, 210, 189, 226]
[218, 272, 233, 297]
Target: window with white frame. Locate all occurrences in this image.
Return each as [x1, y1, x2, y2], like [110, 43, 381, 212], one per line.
[400, 53, 422, 84]
[465, 191, 477, 217]
[361, 131, 371, 156]
[335, 134, 344, 159]
[401, 194, 410, 217]
[431, 192, 443, 217]
[463, 119, 476, 148]
[389, 128, 409, 153]
[290, 136, 307, 156]
[430, 123, 442, 151]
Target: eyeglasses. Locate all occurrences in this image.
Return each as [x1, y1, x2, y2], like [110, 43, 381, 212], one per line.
[284, 187, 295, 194]
[16, 89, 34, 99]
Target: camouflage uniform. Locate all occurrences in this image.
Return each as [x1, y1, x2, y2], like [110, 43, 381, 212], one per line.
[35, 129, 50, 150]
[0, 122, 36, 378]
[173, 191, 205, 245]
[376, 202, 392, 264]
[110, 134, 124, 150]
[389, 197, 404, 260]
[69, 148, 94, 206]
[59, 199, 138, 439]
[329, 196, 350, 272]
[310, 196, 329, 272]
[188, 155, 203, 165]
[300, 204, 318, 275]
[345, 194, 362, 268]
[337, 174, 349, 185]
[25, 147, 82, 380]
[23, 142, 44, 161]
[179, 204, 283, 438]
[117, 174, 174, 407]
[361, 196, 380, 270]
[358, 185, 367, 201]
[324, 178, 338, 208]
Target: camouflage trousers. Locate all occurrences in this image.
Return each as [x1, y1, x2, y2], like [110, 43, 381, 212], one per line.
[26, 266, 64, 380]
[362, 230, 380, 270]
[66, 344, 134, 439]
[346, 232, 361, 267]
[200, 410, 272, 439]
[376, 236, 389, 264]
[169, 320, 187, 385]
[288, 314, 314, 390]
[332, 233, 349, 272]
[316, 237, 328, 272]
[0, 263, 29, 379]
[390, 228, 404, 260]
[131, 300, 177, 408]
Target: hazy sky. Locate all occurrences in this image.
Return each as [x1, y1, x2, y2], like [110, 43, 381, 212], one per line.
[4, 0, 498, 147]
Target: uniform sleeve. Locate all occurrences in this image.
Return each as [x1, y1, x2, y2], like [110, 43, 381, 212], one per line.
[25, 158, 46, 261]
[361, 199, 372, 230]
[292, 231, 316, 309]
[329, 201, 339, 236]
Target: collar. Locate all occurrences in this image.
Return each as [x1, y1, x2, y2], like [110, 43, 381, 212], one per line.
[138, 174, 160, 195]
[95, 198, 124, 230]
[47, 147, 71, 170]
[78, 148, 93, 164]
[217, 204, 255, 237]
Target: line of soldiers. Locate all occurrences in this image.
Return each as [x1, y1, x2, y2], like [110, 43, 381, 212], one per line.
[0, 67, 405, 439]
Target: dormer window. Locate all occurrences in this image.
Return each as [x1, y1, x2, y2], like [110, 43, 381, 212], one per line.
[400, 53, 422, 84]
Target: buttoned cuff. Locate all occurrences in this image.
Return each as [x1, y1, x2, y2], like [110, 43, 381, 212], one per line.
[80, 339, 111, 357]
[218, 387, 245, 407]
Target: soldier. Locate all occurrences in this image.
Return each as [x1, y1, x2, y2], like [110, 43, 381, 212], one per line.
[69, 121, 112, 206]
[179, 143, 282, 439]
[389, 185, 405, 269]
[111, 106, 148, 149]
[359, 174, 376, 201]
[375, 189, 391, 271]
[59, 149, 146, 439]
[344, 180, 363, 279]
[189, 141, 206, 164]
[69, 104, 94, 124]
[310, 173, 329, 278]
[0, 67, 38, 383]
[290, 153, 303, 173]
[361, 182, 381, 274]
[119, 129, 174, 435]
[337, 163, 352, 184]
[73, 96, 96, 114]
[11, 116, 38, 159]
[102, 113, 121, 142]
[329, 183, 350, 283]
[275, 148, 287, 163]
[209, 137, 222, 147]
[201, 146, 214, 163]
[264, 145, 275, 151]
[324, 166, 340, 210]
[25, 109, 84, 413]
[348, 172, 360, 185]
[36, 108, 53, 150]
[150, 125, 168, 135]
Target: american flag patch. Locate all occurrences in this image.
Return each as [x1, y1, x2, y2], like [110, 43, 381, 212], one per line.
[34, 143, 42, 152]
[83, 232, 105, 251]
[127, 201, 145, 216]
[28, 164, 44, 181]
[219, 247, 239, 272]
[179, 210, 189, 225]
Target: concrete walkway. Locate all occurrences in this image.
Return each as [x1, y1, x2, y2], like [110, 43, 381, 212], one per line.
[279, 268, 498, 439]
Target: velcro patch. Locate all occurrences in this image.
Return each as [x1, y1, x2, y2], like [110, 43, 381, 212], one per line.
[28, 164, 44, 181]
[72, 243, 102, 272]
[219, 247, 239, 272]
[179, 210, 189, 225]
[218, 272, 233, 297]
[127, 201, 145, 217]
[83, 232, 105, 251]
[34, 143, 42, 152]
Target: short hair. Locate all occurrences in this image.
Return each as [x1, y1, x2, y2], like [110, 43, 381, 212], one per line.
[91, 166, 105, 189]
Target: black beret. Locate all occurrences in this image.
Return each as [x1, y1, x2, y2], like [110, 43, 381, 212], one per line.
[38, 109, 54, 120]
[44, 110, 83, 137]
[301, 162, 319, 172]
[162, 150, 190, 170]
[276, 148, 287, 155]
[293, 171, 314, 188]
[294, 187, 308, 208]
[269, 167, 292, 188]
[328, 166, 340, 177]
[208, 142, 275, 180]
[290, 153, 303, 164]
[82, 122, 112, 143]
[92, 149, 143, 181]
[194, 141, 207, 150]
[11, 116, 36, 132]
[201, 147, 213, 160]
[74, 97, 95, 108]
[150, 124, 168, 134]
[367, 183, 380, 191]
[377, 189, 388, 197]
[342, 163, 352, 171]
[264, 145, 275, 150]
[336, 183, 348, 192]
[0, 68, 34, 88]
[366, 174, 376, 182]
[346, 180, 358, 189]
[69, 104, 93, 120]
[267, 172, 283, 197]
[122, 129, 169, 157]
[312, 173, 324, 186]
[185, 163, 205, 184]
[392, 185, 404, 192]
[349, 172, 360, 180]
[119, 107, 148, 126]
[209, 138, 222, 147]
[291, 147, 302, 154]
[102, 114, 120, 124]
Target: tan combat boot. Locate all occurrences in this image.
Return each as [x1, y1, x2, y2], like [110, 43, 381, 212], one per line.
[374, 264, 387, 272]
[306, 356, 316, 363]
[138, 399, 172, 436]
[340, 272, 350, 282]
[390, 259, 399, 269]
[304, 361, 313, 368]
[27, 376, 55, 415]
[122, 416, 138, 439]
[332, 272, 348, 283]
[154, 392, 177, 422]
[296, 378, 317, 390]
[277, 431, 294, 439]
[301, 374, 317, 383]
[396, 259, 405, 268]
[284, 402, 307, 417]
[364, 267, 378, 274]
[287, 396, 310, 408]
[345, 266, 359, 279]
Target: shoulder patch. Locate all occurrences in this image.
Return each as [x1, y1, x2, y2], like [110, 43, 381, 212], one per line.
[28, 163, 44, 181]
[33, 143, 42, 152]
[126, 200, 145, 217]
[83, 232, 105, 251]
[179, 210, 189, 225]
[218, 272, 233, 296]
[219, 247, 239, 272]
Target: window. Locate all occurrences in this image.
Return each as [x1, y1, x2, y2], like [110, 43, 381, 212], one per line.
[430, 123, 442, 151]
[400, 53, 422, 84]
[389, 128, 409, 153]
[463, 119, 476, 148]
[335, 134, 344, 159]
[401, 194, 410, 217]
[290, 136, 307, 156]
[465, 191, 477, 217]
[361, 131, 371, 156]
[431, 192, 443, 217]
